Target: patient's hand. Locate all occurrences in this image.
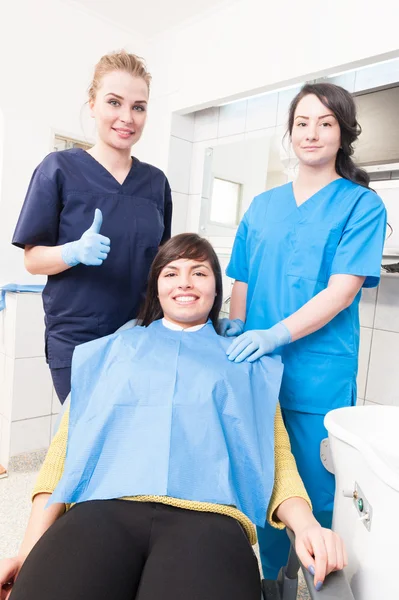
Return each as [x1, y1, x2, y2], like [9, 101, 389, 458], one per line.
[0, 556, 24, 600]
[295, 524, 348, 591]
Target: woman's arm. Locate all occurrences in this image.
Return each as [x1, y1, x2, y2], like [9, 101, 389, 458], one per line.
[229, 280, 247, 321]
[24, 245, 71, 276]
[271, 406, 347, 590]
[18, 494, 65, 559]
[0, 410, 69, 597]
[230, 274, 364, 340]
[227, 274, 365, 361]
[276, 497, 347, 590]
[24, 209, 111, 276]
[218, 280, 247, 337]
[31, 409, 69, 498]
[267, 404, 311, 527]
[0, 494, 65, 599]
[282, 274, 365, 342]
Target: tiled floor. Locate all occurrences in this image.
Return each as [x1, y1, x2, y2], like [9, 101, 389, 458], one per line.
[297, 578, 311, 599]
[0, 450, 310, 599]
[0, 450, 47, 558]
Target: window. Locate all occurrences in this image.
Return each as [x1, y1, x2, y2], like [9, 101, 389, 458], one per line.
[210, 177, 241, 227]
[53, 134, 91, 152]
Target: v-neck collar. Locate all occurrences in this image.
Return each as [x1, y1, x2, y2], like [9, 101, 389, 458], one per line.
[290, 177, 344, 210]
[76, 148, 139, 188]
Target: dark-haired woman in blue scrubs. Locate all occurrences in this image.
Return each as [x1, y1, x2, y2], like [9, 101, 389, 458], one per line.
[12, 51, 172, 404]
[224, 83, 386, 581]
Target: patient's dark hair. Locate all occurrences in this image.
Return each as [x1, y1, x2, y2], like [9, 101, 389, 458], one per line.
[138, 233, 223, 330]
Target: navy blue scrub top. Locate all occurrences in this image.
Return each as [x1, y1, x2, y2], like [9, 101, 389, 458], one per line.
[12, 148, 172, 368]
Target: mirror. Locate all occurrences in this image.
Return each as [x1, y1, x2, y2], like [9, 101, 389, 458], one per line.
[199, 133, 294, 242]
[200, 136, 270, 241]
[199, 133, 294, 303]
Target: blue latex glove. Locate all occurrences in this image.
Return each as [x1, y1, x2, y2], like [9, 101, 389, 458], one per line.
[218, 318, 245, 337]
[61, 209, 111, 267]
[227, 322, 292, 363]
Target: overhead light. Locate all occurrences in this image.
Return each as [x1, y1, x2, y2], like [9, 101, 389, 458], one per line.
[218, 82, 302, 107]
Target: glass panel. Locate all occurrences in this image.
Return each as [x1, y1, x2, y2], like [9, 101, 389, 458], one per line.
[53, 135, 91, 152]
[210, 178, 240, 226]
[73, 141, 91, 150]
[53, 136, 67, 152]
[199, 135, 271, 239]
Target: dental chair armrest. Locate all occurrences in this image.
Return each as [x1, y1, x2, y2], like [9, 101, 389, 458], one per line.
[300, 566, 355, 600]
[286, 529, 355, 600]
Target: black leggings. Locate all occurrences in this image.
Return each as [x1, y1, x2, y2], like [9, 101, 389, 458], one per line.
[10, 500, 261, 600]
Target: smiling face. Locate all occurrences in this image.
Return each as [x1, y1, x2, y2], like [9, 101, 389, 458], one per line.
[291, 93, 341, 169]
[89, 70, 149, 151]
[157, 258, 217, 328]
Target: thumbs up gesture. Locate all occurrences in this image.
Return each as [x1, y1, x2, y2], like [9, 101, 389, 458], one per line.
[61, 208, 111, 267]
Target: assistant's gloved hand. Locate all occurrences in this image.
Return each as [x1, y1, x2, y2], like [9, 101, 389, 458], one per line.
[61, 209, 111, 267]
[226, 322, 292, 363]
[218, 318, 245, 337]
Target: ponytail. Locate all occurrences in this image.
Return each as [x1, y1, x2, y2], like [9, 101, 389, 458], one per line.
[335, 148, 370, 188]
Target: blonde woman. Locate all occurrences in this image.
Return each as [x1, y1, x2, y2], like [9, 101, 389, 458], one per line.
[12, 50, 172, 403]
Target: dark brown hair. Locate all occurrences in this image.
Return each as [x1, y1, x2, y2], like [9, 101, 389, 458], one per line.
[287, 83, 370, 188]
[138, 233, 223, 330]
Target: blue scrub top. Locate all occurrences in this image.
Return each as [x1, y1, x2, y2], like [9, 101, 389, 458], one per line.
[12, 148, 172, 368]
[227, 178, 387, 415]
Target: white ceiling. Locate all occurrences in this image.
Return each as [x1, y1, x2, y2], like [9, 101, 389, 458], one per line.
[67, 0, 236, 38]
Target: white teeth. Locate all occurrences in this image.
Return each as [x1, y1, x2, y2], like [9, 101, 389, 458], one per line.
[175, 296, 196, 303]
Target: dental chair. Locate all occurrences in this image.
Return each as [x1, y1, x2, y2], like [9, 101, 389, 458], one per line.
[261, 529, 354, 599]
[54, 400, 354, 600]
[53, 317, 354, 600]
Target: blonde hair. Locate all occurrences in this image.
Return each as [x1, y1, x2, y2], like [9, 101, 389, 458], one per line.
[88, 50, 152, 101]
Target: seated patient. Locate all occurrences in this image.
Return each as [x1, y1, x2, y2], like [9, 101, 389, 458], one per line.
[0, 234, 346, 600]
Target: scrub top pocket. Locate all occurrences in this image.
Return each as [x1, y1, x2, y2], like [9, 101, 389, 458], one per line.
[125, 196, 164, 248]
[287, 223, 341, 283]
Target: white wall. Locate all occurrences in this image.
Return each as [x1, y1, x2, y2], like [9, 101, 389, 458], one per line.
[377, 186, 399, 252]
[0, 0, 147, 286]
[2, 0, 399, 283]
[139, 0, 399, 165]
[359, 281, 399, 407]
[0, 107, 3, 241]
[0, 293, 60, 466]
